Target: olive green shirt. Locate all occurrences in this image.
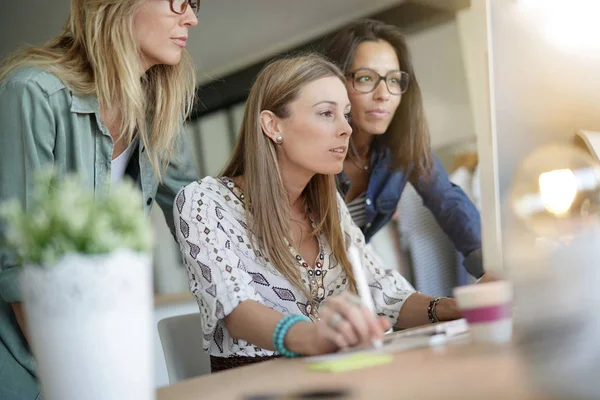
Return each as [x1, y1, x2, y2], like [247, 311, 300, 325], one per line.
[0, 67, 198, 399]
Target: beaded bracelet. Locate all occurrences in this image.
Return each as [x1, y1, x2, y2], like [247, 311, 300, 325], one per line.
[427, 297, 447, 323]
[273, 314, 311, 358]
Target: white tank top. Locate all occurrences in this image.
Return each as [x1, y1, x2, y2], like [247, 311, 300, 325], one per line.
[111, 140, 137, 184]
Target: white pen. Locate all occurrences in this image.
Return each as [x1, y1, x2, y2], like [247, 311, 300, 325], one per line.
[348, 246, 383, 349]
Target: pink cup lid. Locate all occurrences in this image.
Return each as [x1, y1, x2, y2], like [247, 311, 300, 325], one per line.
[461, 303, 512, 323]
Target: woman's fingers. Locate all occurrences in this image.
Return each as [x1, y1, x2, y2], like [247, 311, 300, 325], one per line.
[337, 299, 371, 344]
[378, 316, 391, 332]
[332, 332, 349, 349]
[337, 319, 362, 347]
[315, 293, 390, 354]
[356, 305, 386, 340]
[323, 294, 383, 346]
[317, 307, 349, 349]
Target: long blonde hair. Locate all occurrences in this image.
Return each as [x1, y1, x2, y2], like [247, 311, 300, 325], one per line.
[0, 0, 196, 179]
[222, 54, 357, 299]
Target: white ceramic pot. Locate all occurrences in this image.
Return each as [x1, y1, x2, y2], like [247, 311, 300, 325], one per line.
[21, 249, 154, 400]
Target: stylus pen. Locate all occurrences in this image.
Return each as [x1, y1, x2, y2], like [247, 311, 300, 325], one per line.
[348, 246, 383, 349]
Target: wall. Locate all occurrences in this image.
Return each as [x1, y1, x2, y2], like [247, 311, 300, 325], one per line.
[0, 1, 69, 60]
[406, 19, 476, 150]
[456, 2, 504, 269]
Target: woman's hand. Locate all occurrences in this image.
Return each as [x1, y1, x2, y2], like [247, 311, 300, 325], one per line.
[434, 298, 462, 322]
[303, 292, 390, 355]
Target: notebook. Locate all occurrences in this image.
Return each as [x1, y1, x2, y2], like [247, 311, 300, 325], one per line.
[304, 319, 469, 367]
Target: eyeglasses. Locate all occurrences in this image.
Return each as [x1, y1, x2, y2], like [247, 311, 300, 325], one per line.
[169, 0, 200, 17]
[346, 68, 410, 95]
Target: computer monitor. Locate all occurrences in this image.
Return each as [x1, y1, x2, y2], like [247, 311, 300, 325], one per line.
[474, 0, 600, 272]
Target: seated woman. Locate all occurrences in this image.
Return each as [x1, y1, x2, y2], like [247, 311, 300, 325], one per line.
[174, 54, 461, 372]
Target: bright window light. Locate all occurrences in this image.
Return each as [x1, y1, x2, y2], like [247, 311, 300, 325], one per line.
[539, 169, 578, 215]
[519, 0, 600, 54]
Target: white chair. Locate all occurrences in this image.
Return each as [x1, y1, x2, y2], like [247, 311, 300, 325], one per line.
[157, 313, 211, 384]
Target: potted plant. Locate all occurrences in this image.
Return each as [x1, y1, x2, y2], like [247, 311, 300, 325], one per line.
[1, 172, 155, 400]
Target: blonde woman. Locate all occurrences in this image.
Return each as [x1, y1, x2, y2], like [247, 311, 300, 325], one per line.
[174, 54, 461, 373]
[0, 1, 200, 398]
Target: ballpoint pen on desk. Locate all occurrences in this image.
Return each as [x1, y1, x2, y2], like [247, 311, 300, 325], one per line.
[348, 246, 383, 349]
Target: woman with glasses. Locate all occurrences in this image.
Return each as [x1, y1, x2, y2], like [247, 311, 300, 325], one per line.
[0, 1, 200, 398]
[321, 19, 493, 283]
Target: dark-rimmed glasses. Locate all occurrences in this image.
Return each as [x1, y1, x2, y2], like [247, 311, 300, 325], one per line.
[169, 0, 200, 17]
[346, 68, 410, 95]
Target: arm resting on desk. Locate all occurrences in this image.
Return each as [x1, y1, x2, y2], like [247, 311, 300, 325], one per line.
[396, 294, 461, 330]
[224, 300, 321, 355]
[225, 298, 388, 355]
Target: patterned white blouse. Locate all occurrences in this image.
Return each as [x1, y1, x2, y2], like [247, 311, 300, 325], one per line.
[174, 176, 415, 357]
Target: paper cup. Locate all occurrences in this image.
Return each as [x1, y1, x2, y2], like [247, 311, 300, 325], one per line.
[453, 281, 513, 344]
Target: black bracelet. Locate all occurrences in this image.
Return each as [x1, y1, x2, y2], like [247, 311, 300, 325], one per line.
[427, 297, 444, 323]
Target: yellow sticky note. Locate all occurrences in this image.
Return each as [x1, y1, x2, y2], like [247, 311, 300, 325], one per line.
[307, 353, 393, 373]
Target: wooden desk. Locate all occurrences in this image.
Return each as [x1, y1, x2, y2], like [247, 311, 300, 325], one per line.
[157, 341, 545, 400]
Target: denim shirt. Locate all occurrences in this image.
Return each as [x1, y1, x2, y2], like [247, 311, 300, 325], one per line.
[336, 149, 484, 279]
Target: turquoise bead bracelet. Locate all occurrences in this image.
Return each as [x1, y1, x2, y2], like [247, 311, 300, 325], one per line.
[273, 314, 311, 358]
